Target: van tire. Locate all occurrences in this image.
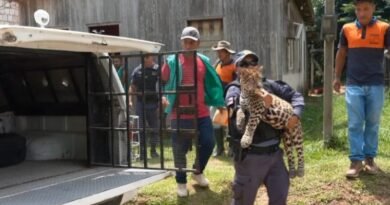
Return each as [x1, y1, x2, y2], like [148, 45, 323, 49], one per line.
[0, 133, 26, 167]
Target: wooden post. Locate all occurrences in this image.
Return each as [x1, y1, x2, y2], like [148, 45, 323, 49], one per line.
[323, 0, 335, 146]
[310, 50, 314, 89]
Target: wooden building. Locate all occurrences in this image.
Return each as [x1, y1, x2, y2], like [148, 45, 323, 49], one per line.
[0, 0, 22, 25]
[12, 0, 314, 91]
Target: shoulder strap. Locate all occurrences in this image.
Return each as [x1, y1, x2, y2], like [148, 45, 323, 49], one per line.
[262, 78, 272, 91]
[224, 80, 240, 98]
[213, 59, 221, 68]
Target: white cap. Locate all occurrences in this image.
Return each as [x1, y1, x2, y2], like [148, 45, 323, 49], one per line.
[180, 26, 200, 41]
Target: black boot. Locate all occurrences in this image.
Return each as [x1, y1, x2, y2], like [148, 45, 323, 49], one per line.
[150, 146, 160, 158]
[213, 127, 225, 157]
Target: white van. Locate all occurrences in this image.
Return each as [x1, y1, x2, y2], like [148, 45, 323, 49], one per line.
[0, 25, 170, 205]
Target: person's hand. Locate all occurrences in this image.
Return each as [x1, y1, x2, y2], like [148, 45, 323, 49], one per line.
[217, 107, 226, 113]
[333, 78, 341, 93]
[162, 96, 169, 108]
[128, 100, 133, 108]
[287, 115, 299, 130]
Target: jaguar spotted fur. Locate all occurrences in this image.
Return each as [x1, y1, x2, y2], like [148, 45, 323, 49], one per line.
[237, 67, 304, 178]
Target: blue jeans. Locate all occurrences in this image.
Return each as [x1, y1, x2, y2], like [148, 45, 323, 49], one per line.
[346, 85, 384, 161]
[171, 117, 215, 184]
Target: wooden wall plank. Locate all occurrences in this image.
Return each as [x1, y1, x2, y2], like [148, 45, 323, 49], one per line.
[21, 0, 310, 90]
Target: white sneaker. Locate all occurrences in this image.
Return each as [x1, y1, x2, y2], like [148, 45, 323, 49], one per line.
[191, 173, 209, 187]
[177, 183, 188, 197]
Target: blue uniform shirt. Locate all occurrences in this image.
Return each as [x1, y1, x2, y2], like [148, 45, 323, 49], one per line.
[131, 64, 160, 105]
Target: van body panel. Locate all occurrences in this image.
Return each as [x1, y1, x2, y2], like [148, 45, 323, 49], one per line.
[0, 25, 163, 53]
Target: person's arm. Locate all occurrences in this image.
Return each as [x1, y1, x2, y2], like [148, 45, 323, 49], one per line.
[334, 48, 347, 92]
[128, 67, 139, 107]
[269, 80, 304, 118]
[225, 85, 241, 108]
[334, 28, 348, 93]
[266, 80, 304, 129]
[161, 63, 170, 83]
[128, 84, 136, 107]
[385, 25, 390, 50]
[161, 62, 171, 108]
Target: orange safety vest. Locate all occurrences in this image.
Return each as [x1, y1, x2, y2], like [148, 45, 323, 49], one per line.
[215, 62, 236, 84]
[343, 20, 388, 49]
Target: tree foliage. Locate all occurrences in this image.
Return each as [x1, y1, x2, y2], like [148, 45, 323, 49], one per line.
[337, 0, 390, 24]
[308, 0, 390, 88]
[311, 0, 390, 44]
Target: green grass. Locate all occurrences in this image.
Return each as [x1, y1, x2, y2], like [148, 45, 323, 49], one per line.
[126, 94, 390, 205]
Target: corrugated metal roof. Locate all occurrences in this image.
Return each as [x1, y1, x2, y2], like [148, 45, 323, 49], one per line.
[295, 0, 315, 25]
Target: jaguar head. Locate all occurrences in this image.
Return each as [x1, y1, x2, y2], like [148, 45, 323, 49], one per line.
[239, 66, 263, 97]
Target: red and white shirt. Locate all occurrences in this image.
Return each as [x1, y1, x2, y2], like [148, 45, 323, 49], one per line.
[162, 54, 209, 119]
